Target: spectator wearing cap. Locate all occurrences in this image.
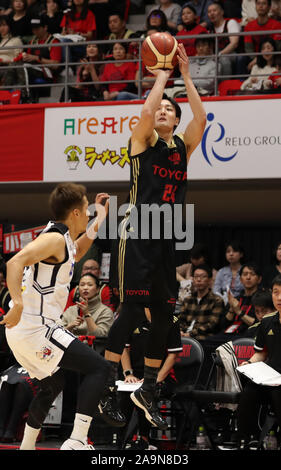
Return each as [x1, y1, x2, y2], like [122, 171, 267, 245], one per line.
[99, 41, 137, 101]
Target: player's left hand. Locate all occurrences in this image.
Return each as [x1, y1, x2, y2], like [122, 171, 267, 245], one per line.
[0, 303, 23, 329]
[177, 43, 190, 76]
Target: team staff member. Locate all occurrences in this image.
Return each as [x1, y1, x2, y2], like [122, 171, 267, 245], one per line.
[98, 43, 206, 430]
[0, 183, 112, 450]
[237, 274, 281, 448]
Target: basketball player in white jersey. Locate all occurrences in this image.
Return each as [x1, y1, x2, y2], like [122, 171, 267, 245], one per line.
[0, 183, 112, 450]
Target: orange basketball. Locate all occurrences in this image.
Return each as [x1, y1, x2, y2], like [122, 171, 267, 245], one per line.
[141, 32, 178, 70]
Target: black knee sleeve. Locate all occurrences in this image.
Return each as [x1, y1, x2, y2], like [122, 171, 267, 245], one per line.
[27, 369, 65, 429]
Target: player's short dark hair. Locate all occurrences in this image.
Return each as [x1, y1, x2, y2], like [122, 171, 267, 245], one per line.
[193, 264, 212, 278]
[49, 182, 87, 221]
[252, 290, 274, 309]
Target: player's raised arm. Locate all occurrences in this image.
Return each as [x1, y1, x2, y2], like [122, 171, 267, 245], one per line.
[177, 43, 206, 162]
[131, 69, 171, 149]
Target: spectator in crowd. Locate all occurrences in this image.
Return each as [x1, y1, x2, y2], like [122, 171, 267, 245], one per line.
[61, 273, 114, 338]
[242, 289, 275, 338]
[177, 242, 217, 283]
[61, 42, 103, 101]
[148, 0, 182, 33]
[0, 0, 12, 16]
[176, 4, 208, 56]
[42, 0, 63, 34]
[3, 16, 62, 101]
[187, 35, 221, 95]
[104, 11, 135, 57]
[216, 262, 262, 340]
[65, 258, 116, 313]
[236, 274, 281, 449]
[60, 0, 97, 40]
[8, 0, 32, 39]
[270, 0, 281, 20]
[207, 0, 241, 75]
[177, 0, 214, 29]
[0, 15, 23, 84]
[100, 41, 136, 101]
[262, 239, 281, 288]
[263, 51, 281, 87]
[244, 0, 281, 66]
[179, 264, 225, 341]
[213, 240, 244, 300]
[240, 36, 277, 90]
[241, 0, 258, 25]
[145, 8, 169, 34]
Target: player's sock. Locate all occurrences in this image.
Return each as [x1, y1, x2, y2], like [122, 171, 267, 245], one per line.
[20, 423, 41, 450]
[70, 413, 92, 442]
[142, 365, 159, 392]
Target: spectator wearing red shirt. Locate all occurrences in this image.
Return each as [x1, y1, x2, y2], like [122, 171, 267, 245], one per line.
[60, 0, 96, 40]
[263, 52, 281, 88]
[244, 0, 281, 56]
[100, 41, 136, 101]
[176, 4, 208, 57]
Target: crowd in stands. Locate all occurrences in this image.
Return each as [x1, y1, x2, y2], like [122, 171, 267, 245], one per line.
[1, 237, 281, 447]
[0, 0, 280, 102]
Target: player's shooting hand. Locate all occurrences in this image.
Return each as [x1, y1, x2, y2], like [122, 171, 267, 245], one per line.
[146, 67, 172, 80]
[0, 303, 23, 329]
[177, 43, 190, 76]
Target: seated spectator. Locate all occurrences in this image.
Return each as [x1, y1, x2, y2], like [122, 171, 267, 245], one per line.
[240, 36, 277, 90]
[104, 11, 135, 57]
[88, 0, 111, 40]
[177, 242, 217, 284]
[263, 51, 281, 87]
[242, 289, 275, 338]
[187, 35, 221, 95]
[236, 274, 281, 449]
[148, 0, 182, 34]
[176, 0, 214, 29]
[176, 4, 208, 56]
[62, 42, 103, 101]
[179, 264, 225, 341]
[61, 273, 114, 337]
[262, 240, 281, 288]
[145, 8, 169, 34]
[207, 0, 241, 76]
[241, 0, 258, 26]
[100, 41, 137, 101]
[42, 0, 63, 34]
[3, 16, 62, 100]
[217, 262, 262, 340]
[60, 0, 96, 40]
[270, 0, 281, 20]
[65, 258, 116, 313]
[213, 240, 245, 300]
[244, 0, 281, 70]
[0, 15, 23, 84]
[8, 0, 32, 39]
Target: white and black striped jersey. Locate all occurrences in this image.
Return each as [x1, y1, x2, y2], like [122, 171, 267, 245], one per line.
[21, 221, 76, 323]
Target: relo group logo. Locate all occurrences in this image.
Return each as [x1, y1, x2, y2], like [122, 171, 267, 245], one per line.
[201, 112, 238, 166]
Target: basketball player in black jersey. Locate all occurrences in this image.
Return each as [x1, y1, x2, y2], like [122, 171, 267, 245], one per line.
[99, 43, 206, 430]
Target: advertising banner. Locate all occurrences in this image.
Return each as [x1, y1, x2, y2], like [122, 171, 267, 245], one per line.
[43, 98, 281, 182]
